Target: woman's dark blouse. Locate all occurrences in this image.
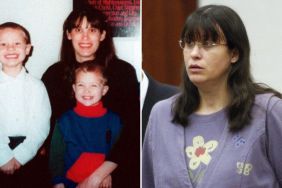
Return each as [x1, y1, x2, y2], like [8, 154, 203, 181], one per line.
[42, 58, 140, 187]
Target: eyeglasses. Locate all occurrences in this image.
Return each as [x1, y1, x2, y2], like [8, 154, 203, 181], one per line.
[179, 40, 227, 50]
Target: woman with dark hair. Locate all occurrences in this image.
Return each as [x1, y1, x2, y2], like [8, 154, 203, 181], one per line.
[42, 7, 139, 188]
[142, 5, 282, 188]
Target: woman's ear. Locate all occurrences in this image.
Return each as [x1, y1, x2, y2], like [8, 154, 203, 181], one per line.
[66, 30, 72, 40]
[231, 49, 239, 63]
[100, 30, 106, 42]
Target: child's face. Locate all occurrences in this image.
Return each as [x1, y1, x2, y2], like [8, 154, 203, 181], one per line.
[72, 71, 109, 106]
[0, 28, 31, 70]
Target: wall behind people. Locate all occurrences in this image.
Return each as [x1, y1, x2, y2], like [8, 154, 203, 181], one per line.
[0, 0, 72, 78]
[199, 0, 282, 92]
[114, 37, 141, 81]
[142, 0, 196, 85]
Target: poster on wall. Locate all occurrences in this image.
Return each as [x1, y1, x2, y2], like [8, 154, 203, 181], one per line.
[73, 0, 140, 37]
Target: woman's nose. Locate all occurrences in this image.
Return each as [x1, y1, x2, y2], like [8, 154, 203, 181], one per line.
[190, 45, 201, 56]
[82, 30, 89, 39]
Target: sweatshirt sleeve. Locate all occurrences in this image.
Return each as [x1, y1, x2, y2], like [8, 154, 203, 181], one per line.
[0, 132, 14, 166]
[142, 107, 156, 188]
[49, 122, 66, 185]
[266, 97, 282, 184]
[13, 81, 51, 165]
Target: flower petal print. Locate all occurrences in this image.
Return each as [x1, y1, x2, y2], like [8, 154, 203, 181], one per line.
[186, 136, 218, 170]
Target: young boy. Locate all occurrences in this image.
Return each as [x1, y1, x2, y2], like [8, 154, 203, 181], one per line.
[50, 61, 122, 188]
[0, 22, 51, 187]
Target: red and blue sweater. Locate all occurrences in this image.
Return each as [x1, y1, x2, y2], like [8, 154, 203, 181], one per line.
[49, 102, 122, 187]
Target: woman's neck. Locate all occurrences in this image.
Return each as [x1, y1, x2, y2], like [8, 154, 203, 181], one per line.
[196, 83, 231, 115]
[76, 56, 95, 63]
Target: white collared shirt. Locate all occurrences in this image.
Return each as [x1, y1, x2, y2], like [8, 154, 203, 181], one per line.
[141, 70, 149, 110]
[0, 68, 51, 166]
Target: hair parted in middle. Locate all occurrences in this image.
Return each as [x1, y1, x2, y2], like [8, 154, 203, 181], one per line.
[172, 5, 281, 131]
[61, 6, 116, 82]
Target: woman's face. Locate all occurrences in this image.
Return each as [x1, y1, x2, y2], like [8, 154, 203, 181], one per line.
[183, 40, 238, 88]
[67, 16, 106, 63]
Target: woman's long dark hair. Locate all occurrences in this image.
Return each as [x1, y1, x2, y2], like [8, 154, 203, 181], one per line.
[172, 5, 281, 131]
[60, 6, 116, 82]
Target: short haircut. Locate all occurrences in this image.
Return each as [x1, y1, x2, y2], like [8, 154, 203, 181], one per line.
[73, 60, 108, 84]
[0, 22, 31, 44]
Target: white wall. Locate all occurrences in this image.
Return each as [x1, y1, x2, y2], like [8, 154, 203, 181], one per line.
[0, 1, 141, 81]
[199, 0, 282, 92]
[114, 37, 141, 80]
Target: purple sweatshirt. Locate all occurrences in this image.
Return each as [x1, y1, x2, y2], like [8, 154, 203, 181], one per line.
[142, 94, 282, 188]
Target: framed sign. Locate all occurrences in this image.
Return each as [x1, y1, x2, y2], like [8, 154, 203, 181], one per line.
[74, 0, 140, 37]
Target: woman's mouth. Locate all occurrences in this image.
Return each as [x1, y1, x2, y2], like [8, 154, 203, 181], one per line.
[189, 64, 203, 69]
[189, 64, 204, 73]
[79, 43, 92, 48]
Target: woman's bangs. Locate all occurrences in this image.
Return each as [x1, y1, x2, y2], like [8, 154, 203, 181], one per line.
[184, 16, 223, 43]
[89, 19, 103, 30]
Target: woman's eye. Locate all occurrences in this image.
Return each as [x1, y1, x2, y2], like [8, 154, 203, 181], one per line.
[187, 42, 195, 48]
[89, 28, 98, 33]
[0, 43, 6, 47]
[74, 28, 82, 32]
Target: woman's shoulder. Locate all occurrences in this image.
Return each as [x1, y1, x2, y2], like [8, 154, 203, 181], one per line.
[41, 62, 66, 85]
[254, 93, 282, 111]
[42, 62, 64, 78]
[151, 95, 178, 115]
[108, 58, 136, 72]
[106, 58, 138, 86]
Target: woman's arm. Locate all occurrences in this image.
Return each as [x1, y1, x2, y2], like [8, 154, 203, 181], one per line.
[266, 97, 282, 184]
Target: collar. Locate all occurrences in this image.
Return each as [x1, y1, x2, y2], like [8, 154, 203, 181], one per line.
[74, 101, 107, 118]
[141, 70, 149, 110]
[0, 68, 26, 83]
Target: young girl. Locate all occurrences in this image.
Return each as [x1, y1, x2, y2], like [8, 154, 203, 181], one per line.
[50, 61, 122, 188]
[0, 22, 51, 188]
